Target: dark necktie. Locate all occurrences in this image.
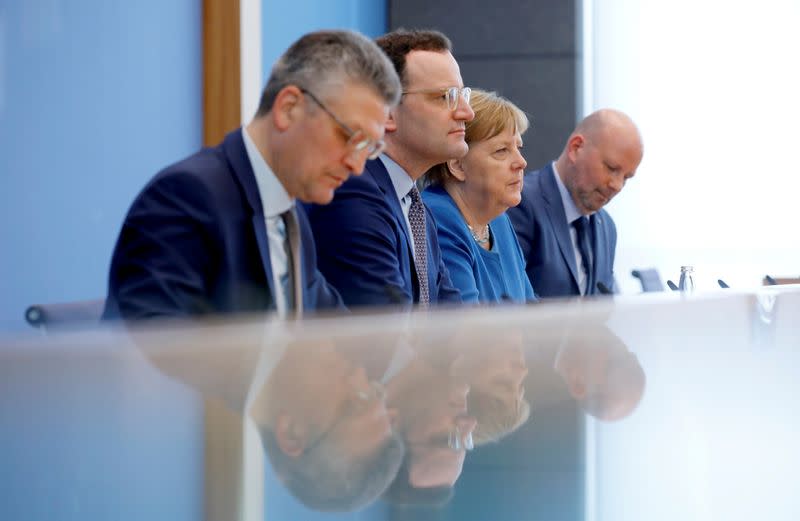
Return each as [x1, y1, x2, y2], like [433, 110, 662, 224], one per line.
[407, 186, 430, 306]
[280, 208, 303, 319]
[572, 216, 594, 296]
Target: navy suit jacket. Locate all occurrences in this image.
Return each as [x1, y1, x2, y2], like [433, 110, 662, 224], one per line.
[104, 129, 343, 319]
[507, 163, 617, 298]
[306, 157, 461, 308]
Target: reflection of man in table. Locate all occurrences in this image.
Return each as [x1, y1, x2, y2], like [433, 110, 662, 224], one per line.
[554, 326, 645, 421]
[249, 340, 405, 512]
[139, 325, 404, 513]
[382, 345, 478, 506]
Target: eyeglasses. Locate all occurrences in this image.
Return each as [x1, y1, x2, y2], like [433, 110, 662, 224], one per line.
[303, 380, 388, 454]
[401, 86, 472, 111]
[300, 88, 386, 161]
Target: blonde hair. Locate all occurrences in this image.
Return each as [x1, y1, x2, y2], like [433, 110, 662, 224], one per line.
[469, 387, 531, 445]
[424, 89, 530, 187]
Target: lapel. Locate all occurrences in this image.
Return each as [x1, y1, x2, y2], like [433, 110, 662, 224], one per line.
[366, 158, 414, 258]
[366, 158, 417, 297]
[222, 129, 277, 306]
[540, 165, 580, 288]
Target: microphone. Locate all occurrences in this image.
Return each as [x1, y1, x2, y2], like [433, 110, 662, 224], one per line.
[666, 280, 679, 291]
[596, 281, 613, 295]
[718, 279, 730, 289]
[765, 275, 777, 286]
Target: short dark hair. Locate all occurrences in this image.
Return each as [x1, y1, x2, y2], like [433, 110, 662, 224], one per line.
[256, 30, 401, 116]
[262, 428, 405, 512]
[375, 29, 452, 86]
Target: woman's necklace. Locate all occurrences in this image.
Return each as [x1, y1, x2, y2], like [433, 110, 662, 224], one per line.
[467, 224, 490, 245]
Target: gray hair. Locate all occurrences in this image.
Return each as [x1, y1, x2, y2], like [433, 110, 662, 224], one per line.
[256, 29, 401, 116]
[262, 428, 405, 512]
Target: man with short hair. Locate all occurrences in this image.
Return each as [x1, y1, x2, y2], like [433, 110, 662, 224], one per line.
[250, 341, 405, 512]
[507, 109, 644, 297]
[306, 29, 473, 308]
[104, 30, 401, 319]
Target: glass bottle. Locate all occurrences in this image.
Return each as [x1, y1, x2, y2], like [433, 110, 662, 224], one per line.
[679, 265, 695, 293]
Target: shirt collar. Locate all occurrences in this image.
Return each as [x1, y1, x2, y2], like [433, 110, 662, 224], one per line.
[380, 153, 416, 200]
[242, 127, 294, 218]
[552, 161, 586, 225]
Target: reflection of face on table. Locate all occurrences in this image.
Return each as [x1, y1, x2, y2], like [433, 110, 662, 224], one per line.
[250, 340, 403, 512]
[554, 328, 646, 421]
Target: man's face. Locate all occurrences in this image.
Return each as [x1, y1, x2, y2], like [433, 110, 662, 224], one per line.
[289, 82, 390, 204]
[387, 363, 477, 488]
[459, 126, 528, 215]
[565, 127, 643, 215]
[269, 343, 394, 444]
[388, 50, 475, 172]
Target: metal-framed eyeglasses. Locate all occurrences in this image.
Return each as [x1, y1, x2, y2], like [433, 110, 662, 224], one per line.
[401, 86, 472, 111]
[302, 380, 388, 455]
[300, 88, 386, 161]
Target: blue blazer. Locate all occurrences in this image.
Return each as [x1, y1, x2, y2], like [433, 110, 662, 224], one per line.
[306, 158, 461, 308]
[506, 164, 617, 298]
[104, 129, 343, 319]
[422, 186, 535, 304]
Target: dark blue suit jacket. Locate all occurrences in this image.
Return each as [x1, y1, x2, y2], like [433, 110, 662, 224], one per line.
[306, 158, 461, 308]
[104, 129, 343, 319]
[507, 163, 617, 298]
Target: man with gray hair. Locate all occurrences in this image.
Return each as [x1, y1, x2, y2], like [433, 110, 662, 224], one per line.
[104, 30, 401, 319]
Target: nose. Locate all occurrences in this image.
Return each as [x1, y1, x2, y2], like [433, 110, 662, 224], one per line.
[608, 173, 624, 193]
[514, 149, 527, 171]
[448, 382, 470, 410]
[342, 150, 367, 176]
[453, 94, 475, 122]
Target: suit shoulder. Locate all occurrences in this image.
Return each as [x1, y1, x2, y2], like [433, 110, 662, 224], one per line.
[422, 187, 461, 227]
[127, 146, 235, 222]
[597, 208, 617, 230]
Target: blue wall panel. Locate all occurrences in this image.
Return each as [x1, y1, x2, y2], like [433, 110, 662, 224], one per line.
[262, 0, 387, 84]
[0, 1, 202, 331]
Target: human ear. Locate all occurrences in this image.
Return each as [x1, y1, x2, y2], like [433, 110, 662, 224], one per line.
[272, 85, 303, 131]
[566, 134, 585, 162]
[385, 108, 398, 133]
[447, 158, 467, 182]
[565, 370, 587, 399]
[274, 412, 307, 457]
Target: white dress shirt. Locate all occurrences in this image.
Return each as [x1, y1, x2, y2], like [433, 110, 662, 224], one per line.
[242, 127, 294, 317]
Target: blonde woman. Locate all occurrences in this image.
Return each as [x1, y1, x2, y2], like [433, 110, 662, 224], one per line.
[422, 90, 535, 303]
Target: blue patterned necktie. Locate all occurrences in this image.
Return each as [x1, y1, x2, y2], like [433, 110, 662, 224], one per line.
[572, 215, 594, 296]
[407, 186, 430, 306]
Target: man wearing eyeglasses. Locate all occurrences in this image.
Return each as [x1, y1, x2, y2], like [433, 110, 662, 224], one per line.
[307, 29, 474, 308]
[104, 30, 401, 320]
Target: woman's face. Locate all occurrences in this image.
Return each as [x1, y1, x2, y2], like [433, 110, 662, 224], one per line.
[459, 125, 527, 214]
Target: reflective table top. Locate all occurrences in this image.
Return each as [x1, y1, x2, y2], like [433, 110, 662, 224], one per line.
[2, 286, 799, 521]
